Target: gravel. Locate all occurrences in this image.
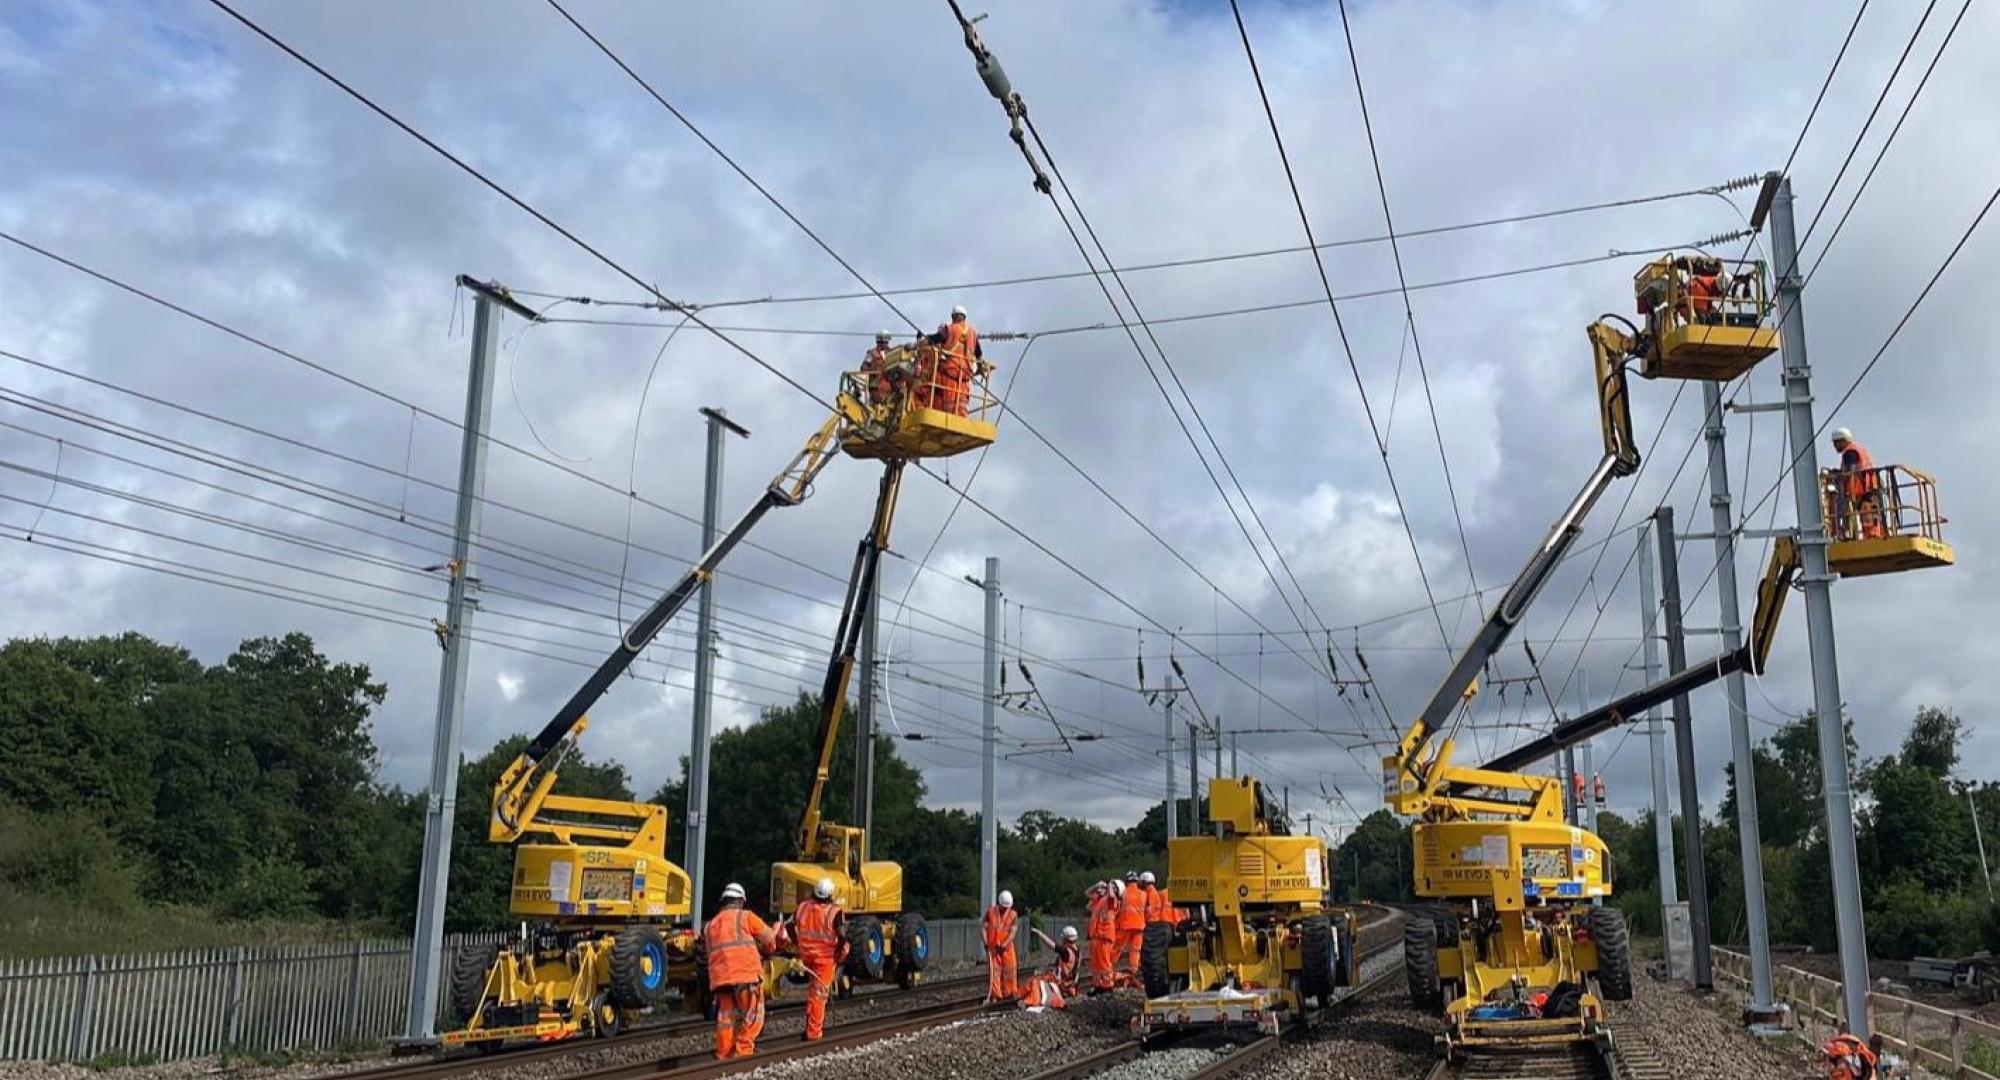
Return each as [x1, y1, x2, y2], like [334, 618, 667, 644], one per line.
[1613, 974, 1838, 1080]
[735, 992, 1138, 1080]
[1258, 952, 1440, 1080]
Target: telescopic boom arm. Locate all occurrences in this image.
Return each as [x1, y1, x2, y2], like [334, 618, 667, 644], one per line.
[490, 399, 864, 841]
[1386, 320, 1641, 806]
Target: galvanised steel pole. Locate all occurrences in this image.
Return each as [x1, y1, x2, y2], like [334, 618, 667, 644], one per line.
[981, 557, 999, 910]
[688, 406, 747, 928]
[1657, 506, 1713, 990]
[1703, 380, 1777, 1018]
[1771, 177, 1870, 1036]
[1638, 522, 1679, 909]
[404, 279, 516, 1041]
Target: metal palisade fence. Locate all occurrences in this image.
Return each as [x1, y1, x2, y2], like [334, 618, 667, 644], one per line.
[0, 932, 500, 1064]
[0, 918, 1034, 1063]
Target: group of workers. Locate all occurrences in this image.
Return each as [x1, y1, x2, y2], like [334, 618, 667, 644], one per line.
[858, 304, 987, 418]
[1086, 870, 1177, 992]
[973, 869, 1179, 1012]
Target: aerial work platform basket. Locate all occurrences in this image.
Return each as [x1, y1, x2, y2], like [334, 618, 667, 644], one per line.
[838, 342, 998, 461]
[1820, 463, 1955, 576]
[1632, 254, 1781, 381]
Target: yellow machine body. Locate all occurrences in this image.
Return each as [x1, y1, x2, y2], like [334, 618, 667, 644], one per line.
[1140, 777, 1357, 1038]
[504, 797, 691, 923]
[771, 823, 905, 917]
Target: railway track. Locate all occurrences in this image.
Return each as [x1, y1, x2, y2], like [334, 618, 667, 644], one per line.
[1422, 1030, 1677, 1080]
[313, 972, 988, 1080]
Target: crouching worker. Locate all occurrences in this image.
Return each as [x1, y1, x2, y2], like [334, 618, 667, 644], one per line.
[1019, 925, 1081, 1011]
[703, 883, 777, 1059]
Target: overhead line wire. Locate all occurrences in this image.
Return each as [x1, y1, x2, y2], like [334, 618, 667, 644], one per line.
[1228, 0, 1453, 657]
[1322, 0, 1483, 631]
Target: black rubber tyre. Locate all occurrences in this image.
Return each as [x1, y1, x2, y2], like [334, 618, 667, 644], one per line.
[609, 926, 669, 1009]
[1298, 915, 1338, 1006]
[1139, 921, 1173, 999]
[1588, 906, 1634, 1002]
[843, 918, 886, 982]
[1430, 906, 1459, 947]
[1403, 917, 1443, 1016]
[449, 941, 500, 1024]
[892, 911, 929, 988]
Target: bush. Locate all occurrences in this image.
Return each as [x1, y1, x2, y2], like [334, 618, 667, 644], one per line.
[219, 856, 315, 920]
[0, 803, 141, 912]
[1866, 880, 1985, 959]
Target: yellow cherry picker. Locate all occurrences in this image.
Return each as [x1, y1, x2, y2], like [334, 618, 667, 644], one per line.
[444, 342, 997, 1047]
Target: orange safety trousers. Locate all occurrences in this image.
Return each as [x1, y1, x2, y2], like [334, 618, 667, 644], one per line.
[1115, 929, 1143, 986]
[987, 944, 1019, 1001]
[801, 955, 836, 1040]
[712, 984, 765, 1059]
[1089, 939, 1117, 990]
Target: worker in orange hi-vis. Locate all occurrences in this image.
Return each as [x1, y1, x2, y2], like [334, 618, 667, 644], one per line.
[1140, 870, 1175, 930]
[982, 890, 1021, 1003]
[1114, 871, 1146, 988]
[702, 883, 778, 1059]
[1084, 881, 1119, 993]
[1020, 925, 1081, 1010]
[925, 304, 983, 416]
[1830, 427, 1886, 540]
[790, 877, 846, 1041]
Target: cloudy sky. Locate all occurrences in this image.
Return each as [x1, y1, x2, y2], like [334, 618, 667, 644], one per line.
[2, 0, 1994, 847]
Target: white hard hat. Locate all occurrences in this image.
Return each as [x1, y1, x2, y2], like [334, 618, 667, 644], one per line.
[814, 877, 835, 900]
[1062, 926, 1078, 941]
[1110, 880, 1124, 897]
[876, 329, 891, 341]
[951, 304, 968, 318]
[720, 882, 746, 902]
[1140, 871, 1156, 885]
[997, 889, 1014, 909]
[1832, 427, 1854, 444]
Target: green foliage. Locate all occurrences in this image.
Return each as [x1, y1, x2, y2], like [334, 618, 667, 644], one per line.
[1903, 706, 1963, 778]
[0, 803, 141, 912]
[219, 856, 316, 920]
[1330, 810, 1414, 902]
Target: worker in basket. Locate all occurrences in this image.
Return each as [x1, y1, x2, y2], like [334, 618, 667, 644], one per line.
[1020, 925, 1081, 1010]
[1673, 254, 1726, 327]
[919, 304, 983, 416]
[789, 877, 846, 1042]
[1084, 881, 1119, 993]
[703, 883, 779, 1060]
[860, 330, 899, 408]
[1830, 427, 1886, 540]
[983, 889, 1021, 1004]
